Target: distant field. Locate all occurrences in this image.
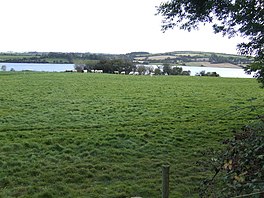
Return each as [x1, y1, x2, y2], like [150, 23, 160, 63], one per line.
[185, 61, 242, 68]
[133, 51, 249, 68]
[173, 53, 206, 57]
[0, 55, 38, 61]
[147, 55, 177, 60]
[0, 72, 263, 197]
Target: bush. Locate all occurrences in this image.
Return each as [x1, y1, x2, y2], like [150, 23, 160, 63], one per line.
[1, 65, 7, 71]
[199, 116, 264, 197]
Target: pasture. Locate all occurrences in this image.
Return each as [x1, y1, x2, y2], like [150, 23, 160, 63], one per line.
[0, 72, 263, 197]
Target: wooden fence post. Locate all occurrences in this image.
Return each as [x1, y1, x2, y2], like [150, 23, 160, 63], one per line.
[162, 165, 170, 198]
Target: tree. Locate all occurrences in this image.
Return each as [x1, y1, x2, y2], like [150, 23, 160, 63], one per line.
[146, 66, 154, 74]
[157, 0, 264, 86]
[181, 70, 191, 76]
[1, 65, 7, 71]
[171, 66, 183, 75]
[154, 68, 162, 75]
[137, 65, 147, 75]
[196, 70, 220, 77]
[94, 59, 135, 74]
[196, 70, 206, 76]
[162, 63, 172, 75]
[74, 64, 85, 72]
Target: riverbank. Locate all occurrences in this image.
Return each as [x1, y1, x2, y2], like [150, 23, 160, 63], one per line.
[184, 61, 244, 69]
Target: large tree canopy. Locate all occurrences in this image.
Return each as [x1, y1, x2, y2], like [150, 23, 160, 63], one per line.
[157, 0, 264, 86]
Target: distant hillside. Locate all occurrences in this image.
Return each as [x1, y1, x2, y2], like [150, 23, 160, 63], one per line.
[0, 51, 252, 68]
[131, 51, 252, 68]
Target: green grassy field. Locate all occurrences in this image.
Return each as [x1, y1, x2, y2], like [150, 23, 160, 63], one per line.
[0, 72, 263, 197]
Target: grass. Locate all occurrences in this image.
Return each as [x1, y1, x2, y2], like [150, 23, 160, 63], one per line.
[0, 72, 263, 197]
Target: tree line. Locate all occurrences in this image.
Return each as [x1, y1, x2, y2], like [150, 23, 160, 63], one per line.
[0, 52, 132, 64]
[74, 60, 193, 76]
[74, 59, 135, 74]
[209, 54, 251, 65]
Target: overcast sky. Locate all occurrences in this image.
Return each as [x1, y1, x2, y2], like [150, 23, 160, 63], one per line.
[0, 0, 245, 54]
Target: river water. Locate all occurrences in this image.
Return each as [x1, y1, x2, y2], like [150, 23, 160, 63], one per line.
[1, 62, 254, 78]
[1, 63, 74, 72]
[180, 66, 254, 78]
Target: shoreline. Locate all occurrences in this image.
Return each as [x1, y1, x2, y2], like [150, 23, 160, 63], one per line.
[183, 62, 244, 69]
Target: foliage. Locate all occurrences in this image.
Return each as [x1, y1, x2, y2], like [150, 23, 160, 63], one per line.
[0, 73, 263, 197]
[75, 61, 191, 75]
[162, 63, 171, 74]
[137, 65, 147, 75]
[154, 67, 162, 75]
[92, 59, 135, 74]
[0, 52, 131, 64]
[74, 64, 85, 72]
[209, 53, 249, 65]
[162, 64, 191, 75]
[198, 118, 264, 197]
[156, 0, 264, 86]
[73, 59, 135, 74]
[196, 70, 220, 77]
[245, 61, 264, 88]
[1, 65, 6, 71]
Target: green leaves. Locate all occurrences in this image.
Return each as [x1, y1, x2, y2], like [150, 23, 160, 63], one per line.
[199, 118, 264, 197]
[157, 0, 264, 87]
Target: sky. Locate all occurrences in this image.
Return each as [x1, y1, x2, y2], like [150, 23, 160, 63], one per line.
[0, 0, 246, 54]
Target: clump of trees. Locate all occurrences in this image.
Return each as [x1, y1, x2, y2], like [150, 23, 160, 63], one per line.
[74, 61, 192, 76]
[89, 59, 135, 74]
[162, 64, 191, 76]
[195, 70, 220, 77]
[74, 59, 136, 74]
[74, 64, 86, 72]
